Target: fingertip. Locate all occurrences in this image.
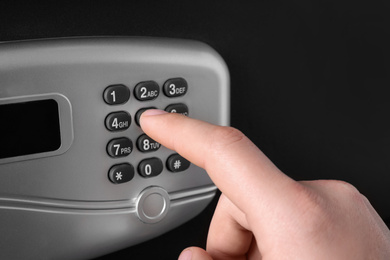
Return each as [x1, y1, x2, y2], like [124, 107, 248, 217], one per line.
[141, 109, 168, 117]
[178, 249, 192, 260]
[178, 247, 213, 260]
[139, 109, 169, 130]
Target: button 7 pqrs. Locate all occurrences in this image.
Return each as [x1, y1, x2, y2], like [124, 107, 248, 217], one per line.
[107, 138, 133, 158]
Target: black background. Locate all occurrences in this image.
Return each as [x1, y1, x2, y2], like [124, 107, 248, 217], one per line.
[1, 1, 390, 259]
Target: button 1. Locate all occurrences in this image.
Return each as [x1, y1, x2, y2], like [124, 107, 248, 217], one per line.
[134, 81, 160, 101]
[165, 103, 189, 116]
[103, 84, 130, 105]
[107, 137, 133, 158]
[108, 163, 135, 184]
[138, 158, 163, 178]
[166, 154, 191, 172]
[135, 107, 156, 126]
[105, 111, 131, 131]
[137, 134, 161, 153]
[163, 78, 188, 97]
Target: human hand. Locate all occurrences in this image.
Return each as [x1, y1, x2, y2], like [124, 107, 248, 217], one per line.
[140, 110, 390, 260]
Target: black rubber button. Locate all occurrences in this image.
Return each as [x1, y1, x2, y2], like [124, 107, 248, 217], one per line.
[134, 81, 160, 101]
[166, 154, 191, 172]
[107, 137, 133, 158]
[137, 134, 161, 153]
[165, 103, 189, 116]
[138, 158, 164, 178]
[108, 163, 135, 184]
[103, 84, 130, 105]
[163, 78, 188, 97]
[135, 107, 156, 126]
[105, 111, 131, 131]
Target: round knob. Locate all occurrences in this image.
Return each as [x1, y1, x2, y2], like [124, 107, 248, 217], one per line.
[136, 187, 170, 224]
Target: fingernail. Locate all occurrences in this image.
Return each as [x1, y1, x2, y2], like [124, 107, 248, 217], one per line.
[142, 109, 168, 117]
[178, 249, 192, 260]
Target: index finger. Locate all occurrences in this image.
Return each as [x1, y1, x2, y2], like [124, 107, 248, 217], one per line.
[140, 110, 297, 217]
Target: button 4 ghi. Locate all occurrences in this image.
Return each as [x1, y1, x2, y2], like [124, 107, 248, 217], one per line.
[105, 111, 131, 131]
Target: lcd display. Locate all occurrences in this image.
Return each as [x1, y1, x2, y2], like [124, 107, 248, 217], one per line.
[0, 99, 61, 159]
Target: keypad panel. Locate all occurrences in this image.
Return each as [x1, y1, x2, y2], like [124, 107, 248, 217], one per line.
[104, 78, 190, 184]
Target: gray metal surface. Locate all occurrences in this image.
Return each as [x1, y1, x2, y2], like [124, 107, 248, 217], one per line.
[0, 37, 229, 259]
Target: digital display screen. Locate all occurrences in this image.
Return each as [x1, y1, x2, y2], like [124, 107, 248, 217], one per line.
[0, 99, 61, 159]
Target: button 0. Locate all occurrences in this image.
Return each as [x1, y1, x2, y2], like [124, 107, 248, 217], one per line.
[137, 134, 161, 153]
[138, 158, 163, 178]
[108, 163, 134, 184]
[163, 78, 188, 97]
[107, 137, 133, 158]
[134, 81, 160, 101]
[166, 154, 191, 172]
[105, 111, 131, 131]
[165, 103, 189, 116]
[103, 84, 130, 105]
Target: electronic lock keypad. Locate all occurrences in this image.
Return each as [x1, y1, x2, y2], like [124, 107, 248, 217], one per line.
[0, 38, 229, 259]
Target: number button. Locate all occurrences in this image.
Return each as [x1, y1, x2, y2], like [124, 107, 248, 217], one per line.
[137, 134, 161, 153]
[134, 81, 160, 101]
[135, 107, 156, 126]
[105, 111, 131, 131]
[166, 154, 191, 172]
[163, 78, 188, 97]
[103, 85, 130, 105]
[165, 103, 189, 116]
[107, 137, 133, 158]
[108, 163, 135, 184]
[138, 158, 163, 178]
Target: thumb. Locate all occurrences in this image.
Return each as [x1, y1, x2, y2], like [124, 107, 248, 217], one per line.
[178, 247, 213, 260]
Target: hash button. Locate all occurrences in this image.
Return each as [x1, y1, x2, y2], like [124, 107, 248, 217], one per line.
[166, 154, 191, 172]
